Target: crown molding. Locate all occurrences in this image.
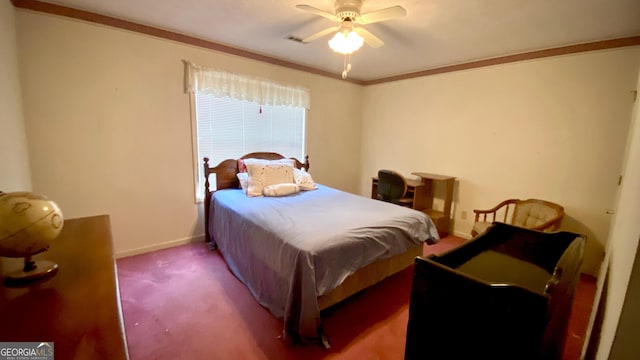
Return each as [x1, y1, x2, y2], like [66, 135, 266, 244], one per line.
[11, 0, 640, 86]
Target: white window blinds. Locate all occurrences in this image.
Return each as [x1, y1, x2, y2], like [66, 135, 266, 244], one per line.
[193, 93, 306, 201]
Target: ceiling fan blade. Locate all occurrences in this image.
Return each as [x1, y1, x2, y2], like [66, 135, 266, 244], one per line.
[296, 4, 340, 22]
[356, 5, 407, 24]
[354, 27, 384, 48]
[301, 25, 341, 43]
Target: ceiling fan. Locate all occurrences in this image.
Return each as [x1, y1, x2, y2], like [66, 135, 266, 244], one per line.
[295, 0, 407, 78]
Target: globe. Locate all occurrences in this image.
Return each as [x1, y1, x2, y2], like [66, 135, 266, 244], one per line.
[0, 191, 64, 284]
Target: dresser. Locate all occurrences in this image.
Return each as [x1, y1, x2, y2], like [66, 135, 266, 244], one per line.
[0, 215, 129, 360]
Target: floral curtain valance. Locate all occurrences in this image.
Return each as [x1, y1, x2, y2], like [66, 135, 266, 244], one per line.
[183, 60, 311, 109]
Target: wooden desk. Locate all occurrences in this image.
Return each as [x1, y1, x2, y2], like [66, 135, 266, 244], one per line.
[0, 215, 129, 360]
[412, 172, 456, 237]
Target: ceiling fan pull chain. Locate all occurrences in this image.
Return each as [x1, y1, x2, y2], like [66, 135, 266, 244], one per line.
[342, 54, 348, 78]
[342, 53, 352, 79]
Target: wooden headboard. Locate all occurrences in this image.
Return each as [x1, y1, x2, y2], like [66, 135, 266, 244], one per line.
[203, 152, 310, 246]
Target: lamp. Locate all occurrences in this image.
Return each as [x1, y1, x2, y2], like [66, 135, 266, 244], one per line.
[328, 24, 364, 55]
[0, 191, 63, 285]
[328, 20, 364, 79]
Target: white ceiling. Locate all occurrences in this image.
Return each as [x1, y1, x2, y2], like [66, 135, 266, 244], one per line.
[37, 0, 640, 81]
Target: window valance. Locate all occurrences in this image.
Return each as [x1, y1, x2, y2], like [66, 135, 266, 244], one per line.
[183, 60, 310, 109]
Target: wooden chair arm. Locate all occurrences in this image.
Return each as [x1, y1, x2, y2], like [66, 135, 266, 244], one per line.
[473, 199, 520, 215]
[473, 199, 520, 223]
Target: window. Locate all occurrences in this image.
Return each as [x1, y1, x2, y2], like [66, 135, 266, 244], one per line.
[183, 61, 310, 201]
[192, 93, 306, 201]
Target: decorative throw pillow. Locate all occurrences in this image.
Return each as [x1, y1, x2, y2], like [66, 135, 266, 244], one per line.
[294, 168, 317, 190]
[237, 159, 248, 173]
[246, 161, 295, 197]
[236, 172, 248, 193]
[262, 183, 300, 197]
[240, 158, 296, 173]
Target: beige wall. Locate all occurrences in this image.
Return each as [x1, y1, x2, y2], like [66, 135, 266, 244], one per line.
[361, 48, 640, 275]
[0, 2, 31, 192]
[15, 10, 362, 256]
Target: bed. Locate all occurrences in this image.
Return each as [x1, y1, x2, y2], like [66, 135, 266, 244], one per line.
[203, 152, 439, 346]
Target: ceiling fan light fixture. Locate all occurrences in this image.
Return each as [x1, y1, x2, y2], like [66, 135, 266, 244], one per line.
[296, 0, 408, 79]
[328, 28, 364, 55]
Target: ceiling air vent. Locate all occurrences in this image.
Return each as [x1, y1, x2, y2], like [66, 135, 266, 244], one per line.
[286, 35, 305, 43]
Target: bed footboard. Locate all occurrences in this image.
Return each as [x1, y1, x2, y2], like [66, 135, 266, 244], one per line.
[318, 245, 423, 310]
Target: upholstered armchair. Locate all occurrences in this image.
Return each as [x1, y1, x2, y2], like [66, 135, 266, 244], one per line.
[472, 198, 564, 237]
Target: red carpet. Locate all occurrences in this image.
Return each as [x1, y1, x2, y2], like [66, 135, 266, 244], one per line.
[117, 236, 595, 359]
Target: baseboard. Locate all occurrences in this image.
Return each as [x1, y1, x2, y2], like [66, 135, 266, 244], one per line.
[453, 230, 473, 239]
[115, 234, 206, 259]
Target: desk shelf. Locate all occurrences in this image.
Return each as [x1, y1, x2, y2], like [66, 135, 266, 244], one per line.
[423, 208, 446, 227]
[412, 172, 455, 237]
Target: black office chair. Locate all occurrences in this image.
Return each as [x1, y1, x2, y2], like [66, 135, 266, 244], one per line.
[377, 170, 412, 207]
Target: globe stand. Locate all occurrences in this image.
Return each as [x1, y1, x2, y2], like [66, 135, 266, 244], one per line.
[4, 255, 59, 286]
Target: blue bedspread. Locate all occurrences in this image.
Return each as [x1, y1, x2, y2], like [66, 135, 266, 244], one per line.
[209, 184, 439, 343]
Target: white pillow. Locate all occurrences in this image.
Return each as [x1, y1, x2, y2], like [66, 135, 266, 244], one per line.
[241, 158, 295, 171]
[294, 168, 317, 191]
[236, 172, 248, 193]
[246, 161, 295, 197]
[262, 183, 300, 197]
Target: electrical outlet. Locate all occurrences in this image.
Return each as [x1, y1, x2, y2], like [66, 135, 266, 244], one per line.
[461, 211, 467, 220]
